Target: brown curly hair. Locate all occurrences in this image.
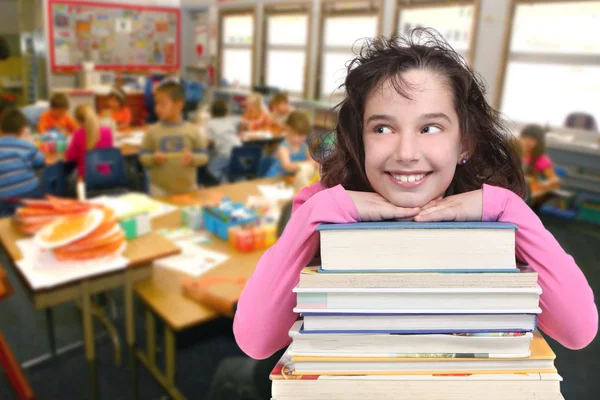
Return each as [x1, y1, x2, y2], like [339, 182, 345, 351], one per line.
[320, 29, 526, 199]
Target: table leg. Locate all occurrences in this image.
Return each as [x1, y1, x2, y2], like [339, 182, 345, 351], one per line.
[125, 270, 138, 400]
[145, 310, 156, 366]
[80, 280, 98, 400]
[45, 308, 57, 356]
[164, 326, 176, 387]
[136, 309, 185, 400]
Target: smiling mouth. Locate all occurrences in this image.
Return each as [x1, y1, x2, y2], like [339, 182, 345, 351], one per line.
[387, 172, 431, 184]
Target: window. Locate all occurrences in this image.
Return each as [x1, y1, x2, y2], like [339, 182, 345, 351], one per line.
[396, 1, 477, 60]
[263, 9, 309, 95]
[219, 11, 255, 88]
[500, 1, 600, 127]
[319, 1, 380, 99]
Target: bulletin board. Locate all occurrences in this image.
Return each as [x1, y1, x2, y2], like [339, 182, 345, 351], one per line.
[48, 0, 181, 72]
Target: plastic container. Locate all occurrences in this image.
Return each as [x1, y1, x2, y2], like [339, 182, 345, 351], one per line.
[577, 202, 600, 224]
[203, 203, 257, 240]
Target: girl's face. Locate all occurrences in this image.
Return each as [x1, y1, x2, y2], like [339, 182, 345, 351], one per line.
[520, 136, 537, 154]
[363, 70, 464, 208]
[247, 101, 262, 117]
[287, 130, 306, 148]
[108, 96, 121, 111]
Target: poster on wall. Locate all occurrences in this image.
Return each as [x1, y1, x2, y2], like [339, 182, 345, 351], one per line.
[48, 0, 180, 72]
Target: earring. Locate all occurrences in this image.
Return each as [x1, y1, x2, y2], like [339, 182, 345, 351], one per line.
[460, 157, 468, 165]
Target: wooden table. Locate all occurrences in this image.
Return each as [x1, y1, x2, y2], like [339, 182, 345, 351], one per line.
[134, 178, 285, 400]
[0, 218, 180, 400]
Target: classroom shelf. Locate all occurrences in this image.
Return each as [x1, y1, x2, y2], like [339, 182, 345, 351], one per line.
[562, 173, 600, 195]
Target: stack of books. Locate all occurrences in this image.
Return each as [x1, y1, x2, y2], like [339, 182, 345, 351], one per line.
[270, 222, 564, 400]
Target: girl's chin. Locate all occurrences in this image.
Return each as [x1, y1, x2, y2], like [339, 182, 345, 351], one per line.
[383, 192, 438, 209]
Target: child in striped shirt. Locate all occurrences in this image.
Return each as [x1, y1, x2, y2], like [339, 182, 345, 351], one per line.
[0, 108, 45, 201]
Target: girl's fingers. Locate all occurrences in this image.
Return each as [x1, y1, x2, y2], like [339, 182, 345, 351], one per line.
[414, 206, 457, 222]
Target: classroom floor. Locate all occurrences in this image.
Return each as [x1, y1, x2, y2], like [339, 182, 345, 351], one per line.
[1, 214, 599, 400]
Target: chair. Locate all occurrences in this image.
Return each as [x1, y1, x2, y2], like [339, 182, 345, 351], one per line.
[183, 81, 204, 121]
[564, 112, 598, 131]
[258, 155, 275, 177]
[227, 145, 263, 181]
[40, 162, 67, 197]
[84, 148, 128, 197]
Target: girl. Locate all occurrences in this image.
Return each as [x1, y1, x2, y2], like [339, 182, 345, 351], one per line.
[240, 93, 270, 132]
[265, 111, 313, 178]
[66, 104, 114, 177]
[520, 124, 560, 198]
[233, 30, 597, 360]
[104, 86, 132, 131]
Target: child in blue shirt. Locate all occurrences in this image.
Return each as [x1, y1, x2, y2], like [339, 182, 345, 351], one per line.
[265, 111, 312, 177]
[0, 108, 45, 201]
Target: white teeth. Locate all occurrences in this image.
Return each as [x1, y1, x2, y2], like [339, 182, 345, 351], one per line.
[391, 173, 426, 183]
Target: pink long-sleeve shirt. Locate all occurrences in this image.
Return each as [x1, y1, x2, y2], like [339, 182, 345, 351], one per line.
[65, 126, 114, 177]
[234, 183, 598, 359]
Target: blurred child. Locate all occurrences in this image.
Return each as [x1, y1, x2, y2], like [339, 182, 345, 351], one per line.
[520, 124, 560, 196]
[270, 92, 293, 130]
[65, 105, 114, 177]
[206, 99, 241, 183]
[105, 86, 132, 131]
[240, 93, 270, 132]
[38, 93, 77, 134]
[0, 108, 44, 199]
[265, 111, 313, 177]
[139, 81, 208, 195]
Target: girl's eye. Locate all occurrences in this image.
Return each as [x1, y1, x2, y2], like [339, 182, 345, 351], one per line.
[375, 125, 393, 134]
[421, 125, 442, 134]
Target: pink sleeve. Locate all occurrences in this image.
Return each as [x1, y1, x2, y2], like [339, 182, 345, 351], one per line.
[482, 184, 597, 350]
[534, 154, 553, 173]
[65, 129, 82, 162]
[233, 182, 360, 359]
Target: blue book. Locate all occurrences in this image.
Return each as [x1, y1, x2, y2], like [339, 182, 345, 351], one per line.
[298, 312, 539, 334]
[316, 221, 518, 272]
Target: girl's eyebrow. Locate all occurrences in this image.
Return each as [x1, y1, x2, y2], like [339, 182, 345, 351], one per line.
[420, 112, 452, 123]
[366, 114, 396, 124]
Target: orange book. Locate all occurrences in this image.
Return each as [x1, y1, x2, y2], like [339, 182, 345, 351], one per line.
[182, 276, 246, 318]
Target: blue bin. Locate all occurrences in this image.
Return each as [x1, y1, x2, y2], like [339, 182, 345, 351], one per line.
[202, 203, 258, 240]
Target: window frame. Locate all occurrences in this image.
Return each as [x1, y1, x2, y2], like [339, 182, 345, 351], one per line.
[495, 0, 600, 110]
[394, 0, 481, 64]
[261, 2, 312, 98]
[217, 6, 258, 89]
[316, 0, 383, 100]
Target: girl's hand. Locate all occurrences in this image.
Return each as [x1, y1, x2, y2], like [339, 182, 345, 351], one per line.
[346, 191, 420, 221]
[414, 189, 483, 222]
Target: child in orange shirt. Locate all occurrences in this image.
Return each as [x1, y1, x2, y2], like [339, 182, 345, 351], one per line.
[105, 86, 132, 131]
[37, 93, 77, 134]
[240, 93, 270, 132]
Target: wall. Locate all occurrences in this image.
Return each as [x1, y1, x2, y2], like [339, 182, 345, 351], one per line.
[0, 0, 19, 35]
[43, 0, 183, 91]
[40, 0, 513, 105]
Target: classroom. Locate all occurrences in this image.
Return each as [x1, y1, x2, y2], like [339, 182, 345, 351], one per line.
[0, 0, 598, 399]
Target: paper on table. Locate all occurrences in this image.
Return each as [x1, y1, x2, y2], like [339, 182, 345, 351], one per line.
[90, 193, 177, 219]
[153, 242, 229, 277]
[15, 239, 128, 290]
[257, 183, 295, 203]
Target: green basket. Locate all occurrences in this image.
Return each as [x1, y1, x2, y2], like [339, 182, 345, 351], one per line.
[577, 202, 600, 224]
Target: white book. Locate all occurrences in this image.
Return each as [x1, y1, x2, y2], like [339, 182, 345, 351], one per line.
[317, 222, 517, 271]
[288, 321, 534, 358]
[294, 285, 542, 312]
